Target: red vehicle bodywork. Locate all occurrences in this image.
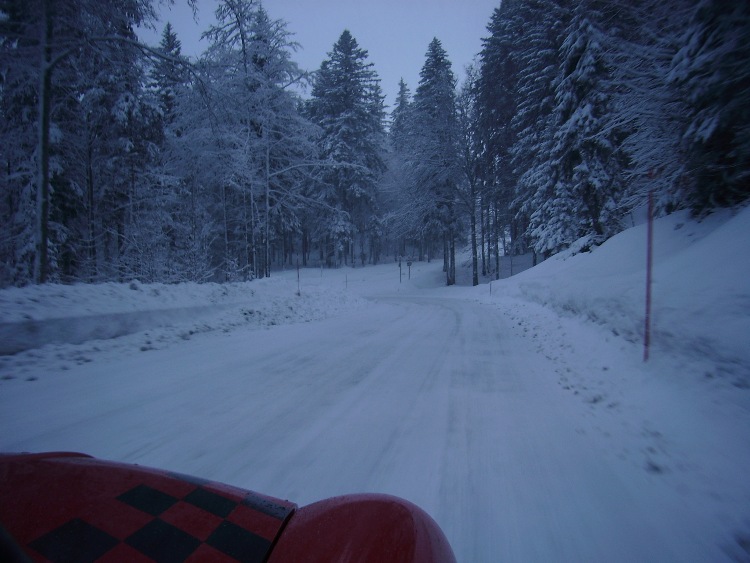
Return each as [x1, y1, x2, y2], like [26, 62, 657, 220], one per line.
[0, 452, 456, 562]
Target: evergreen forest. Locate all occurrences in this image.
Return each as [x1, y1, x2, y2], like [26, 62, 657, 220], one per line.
[1, 0, 748, 287]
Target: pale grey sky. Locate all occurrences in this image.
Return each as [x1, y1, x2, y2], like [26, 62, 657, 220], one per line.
[141, 0, 500, 109]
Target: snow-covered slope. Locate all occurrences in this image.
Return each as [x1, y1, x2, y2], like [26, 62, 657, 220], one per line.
[0, 273, 365, 356]
[492, 205, 750, 384]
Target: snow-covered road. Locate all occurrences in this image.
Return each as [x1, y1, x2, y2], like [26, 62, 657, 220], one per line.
[4, 260, 745, 561]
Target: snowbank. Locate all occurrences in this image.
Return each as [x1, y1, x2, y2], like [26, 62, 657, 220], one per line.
[494, 205, 750, 383]
[0, 275, 365, 356]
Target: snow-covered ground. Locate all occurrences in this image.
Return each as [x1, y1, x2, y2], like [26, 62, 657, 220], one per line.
[1, 206, 749, 561]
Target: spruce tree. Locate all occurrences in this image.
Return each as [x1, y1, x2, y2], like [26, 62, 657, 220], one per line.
[476, 1, 520, 237]
[307, 30, 386, 267]
[670, 0, 750, 212]
[530, 2, 625, 256]
[151, 23, 188, 134]
[391, 79, 412, 154]
[457, 66, 481, 286]
[607, 0, 693, 215]
[0, 0, 192, 285]
[410, 38, 461, 285]
[380, 79, 419, 259]
[509, 0, 570, 256]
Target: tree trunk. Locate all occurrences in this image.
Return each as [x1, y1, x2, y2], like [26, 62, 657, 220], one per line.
[250, 184, 257, 279]
[221, 182, 229, 281]
[481, 194, 488, 276]
[302, 230, 309, 267]
[34, 0, 53, 284]
[470, 185, 478, 287]
[494, 199, 500, 280]
[242, 185, 250, 279]
[443, 235, 448, 274]
[86, 126, 97, 281]
[446, 231, 456, 286]
[264, 140, 271, 278]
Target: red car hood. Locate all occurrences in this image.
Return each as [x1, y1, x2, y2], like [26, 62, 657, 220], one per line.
[0, 452, 455, 562]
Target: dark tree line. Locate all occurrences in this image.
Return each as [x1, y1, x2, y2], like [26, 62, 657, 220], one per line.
[469, 0, 750, 271]
[306, 29, 387, 268]
[2, 0, 748, 287]
[1, 0, 388, 286]
[384, 0, 749, 287]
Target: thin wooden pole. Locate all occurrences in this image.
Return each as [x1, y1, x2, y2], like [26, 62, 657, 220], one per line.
[644, 191, 654, 362]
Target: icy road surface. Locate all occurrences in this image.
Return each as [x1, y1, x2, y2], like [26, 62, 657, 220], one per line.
[1, 261, 747, 562]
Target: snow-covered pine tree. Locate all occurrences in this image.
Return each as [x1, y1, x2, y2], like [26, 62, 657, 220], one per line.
[306, 30, 386, 267]
[163, 58, 227, 280]
[0, 0, 40, 285]
[0, 0, 197, 285]
[508, 0, 570, 259]
[144, 22, 213, 283]
[379, 79, 420, 260]
[669, 0, 750, 213]
[605, 0, 694, 216]
[391, 79, 412, 155]
[244, 5, 321, 276]
[104, 75, 165, 282]
[530, 2, 625, 257]
[475, 0, 522, 267]
[151, 23, 189, 136]
[457, 65, 481, 286]
[410, 38, 461, 285]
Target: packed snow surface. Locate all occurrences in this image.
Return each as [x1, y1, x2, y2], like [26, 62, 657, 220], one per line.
[2, 207, 749, 562]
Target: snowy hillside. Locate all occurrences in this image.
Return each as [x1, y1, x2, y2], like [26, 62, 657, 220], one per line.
[491, 205, 750, 384]
[1, 207, 749, 562]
